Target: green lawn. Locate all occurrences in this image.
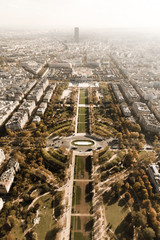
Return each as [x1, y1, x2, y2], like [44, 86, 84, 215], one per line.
[9, 194, 56, 240]
[78, 114, 88, 122]
[79, 97, 88, 104]
[74, 156, 85, 179]
[77, 216, 81, 230]
[35, 194, 56, 240]
[77, 107, 89, 133]
[76, 185, 82, 204]
[78, 107, 89, 115]
[105, 198, 129, 232]
[80, 89, 88, 98]
[71, 216, 77, 230]
[77, 122, 89, 133]
[8, 221, 24, 239]
[74, 232, 90, 240]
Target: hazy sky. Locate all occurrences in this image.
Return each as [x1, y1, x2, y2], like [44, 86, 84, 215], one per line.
[0, 0, 160, 31]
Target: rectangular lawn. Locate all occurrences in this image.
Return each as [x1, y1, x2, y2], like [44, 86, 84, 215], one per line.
[78, 107, 89, 115]
[78, 114, 88, 122]
[105, 198, 129, 232]
[77, 122, 89, 133]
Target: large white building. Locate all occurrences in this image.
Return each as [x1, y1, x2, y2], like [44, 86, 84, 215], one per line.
[140, 114, 160, 133]
[19, 100, 36, 117]
[0, 168, 15, 194]
[120, 103, 131, 117]
[49, 60, 72, 69]
[148, 162, 160, 193]
[0, 159, 19, 194]
[148, 99, 160, 112]
[37, 102, 48, 116]
[0, 198, 4, 211]
[120, 80, 140, 103]
[0, 149, 5, 166]
[5, 110, 28, 131]
[0, 101, 19, 127]
[43, 89, 53, 103]
[27, 88, 43, 103]
[132, 102, 151, 118]
[36, 78, 49, 91]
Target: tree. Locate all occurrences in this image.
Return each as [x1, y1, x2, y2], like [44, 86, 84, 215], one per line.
[6, 129, 16, 137]
[7, 215, 18, 228]
[142, 199, 151, 209]
[28, 122, 36, 129]
[143, 227, 156, 240]
[133, 124, 141, 132]
[5, 233, 15, 240]
[137, 142, 144, 150]
[124, 182, 130, 190]
[132, 211, 147, 227]
[142, 189, 149, 199]
[112, 181, 123, 199]
[124, 192, 131, 202]
[130, 132, 139, 139]
[133, 182, 141, 192]
[22, 140, 30, 147]
[21, 130, 31, 137]
[148, 207, 157, 222]
[35, 131, 41, 137]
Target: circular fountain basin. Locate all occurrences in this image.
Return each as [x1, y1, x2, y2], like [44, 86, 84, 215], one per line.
[72, 140, 94, 146]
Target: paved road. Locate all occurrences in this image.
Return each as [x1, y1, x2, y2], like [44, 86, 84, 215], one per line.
[73, 179, 93, 182]
[71, 213, 94, 217]
[47, 135, 108, 153]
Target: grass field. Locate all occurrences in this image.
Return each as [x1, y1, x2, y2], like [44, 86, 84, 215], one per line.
[71, 153, 93, 239]
[8, 221, 24, 239]
[77, 216, 81, 230]
[35, 194, 56, 240]
[74, 156, 85, 179]
[79, 98, 88, 104]
[71, 216, 92, 240]
[79, 107, 89, 115]
[79, 89, 88, 105]
[76, 185, 82, 205]
[78, 114, 88, 122]
[77, 122, 89, 133]
[9, 194, 56, 240]
[77, 107, 89, 133]
[105, 198, 129, 232]
[74, 156, 92, 180]
[80, 89, 88, 98]
[74, 232, 90, 240]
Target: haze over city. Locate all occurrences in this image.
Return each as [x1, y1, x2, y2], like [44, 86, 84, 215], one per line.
[0, 0, 160, 31]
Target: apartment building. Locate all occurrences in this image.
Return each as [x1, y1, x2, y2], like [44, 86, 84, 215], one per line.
[0, 149, 5, 166]
[19, 100, 36, 117]
[5, 110, 28, 131]
[132, 102, 151, 118]
[140, 114, 160, 133]
[148, 162, 160, 193]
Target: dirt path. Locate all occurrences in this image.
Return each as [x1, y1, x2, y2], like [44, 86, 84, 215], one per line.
[28, 192, 50, 210]
[73, 179, 93, 182]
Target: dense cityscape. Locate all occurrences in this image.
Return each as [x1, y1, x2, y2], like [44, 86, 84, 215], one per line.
[1, 26, 160, 240]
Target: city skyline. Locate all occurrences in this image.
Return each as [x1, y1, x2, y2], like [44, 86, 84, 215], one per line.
[0, 0, 160, 32]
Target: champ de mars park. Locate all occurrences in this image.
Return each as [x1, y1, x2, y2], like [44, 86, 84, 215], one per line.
[0, 27, 160, 240]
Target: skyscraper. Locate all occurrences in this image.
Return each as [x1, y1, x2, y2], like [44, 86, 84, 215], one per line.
[74, 27, 79, 43]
